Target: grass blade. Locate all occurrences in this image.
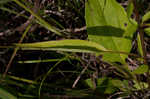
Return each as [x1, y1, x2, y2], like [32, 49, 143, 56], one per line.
[13, 0, 62, 36]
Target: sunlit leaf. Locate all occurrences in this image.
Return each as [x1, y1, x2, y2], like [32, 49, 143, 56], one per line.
[142, 11, 150, 23]
[85, 0, 137, 63]
[144, 28, 150, 36]
[85, 78, 95, 90]
[133, 80, 148, 90]
[127, 2, 134, 18]
[132, 65, 148, 74]
[15, 39, 107, 54]
[137, 33, 143, 56]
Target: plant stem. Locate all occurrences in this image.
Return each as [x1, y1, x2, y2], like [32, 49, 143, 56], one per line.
[132, 0, 150, 88]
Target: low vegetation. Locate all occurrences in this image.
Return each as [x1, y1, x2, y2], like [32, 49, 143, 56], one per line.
[0, 0, 150, 99]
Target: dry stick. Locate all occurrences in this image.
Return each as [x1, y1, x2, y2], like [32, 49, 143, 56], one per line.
[72, 66, 88, 88]
[72, 61, 89, 88]
[3, 0, 40, 78]
[63, 26, 86, 33]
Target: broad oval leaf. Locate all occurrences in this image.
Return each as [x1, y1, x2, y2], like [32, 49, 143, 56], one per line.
[0, 88, 17, 99]
[85, 0, 137, 63]
[132, 65, 148, 74]
[15, 39, 107, 54]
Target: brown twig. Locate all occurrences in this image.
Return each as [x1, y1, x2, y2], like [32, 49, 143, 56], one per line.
[63, 26, 86, 33]
[72, 61, 89, 88]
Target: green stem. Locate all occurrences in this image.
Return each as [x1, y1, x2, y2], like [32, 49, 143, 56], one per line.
[132, 0, 150, 88]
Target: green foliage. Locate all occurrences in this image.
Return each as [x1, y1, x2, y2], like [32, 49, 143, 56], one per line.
[18, 58, 66, 64]
[132, 65, 148, 74]
[0, 88, 17, 99]
[85, 77, 130, 94]
[144, 28, 150, 36]
[85, 0, 137, 63]
[96, 77, 117, 94]
[16, 0, 138, 64]
[142, 11, 150, 23]
[137, 33, 143, 56]
[111, 79, 129, 91]
[1, 0, 150, 98]
[14, 0, 149, 96]
[85, 78, 95, 90]
[133, 80, 148, 90]
[13, 0, 62, 36]
[15, 39, 107, 54]
[127, 2, 134, 18]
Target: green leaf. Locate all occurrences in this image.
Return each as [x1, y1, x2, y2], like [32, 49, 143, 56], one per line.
[142, 11, 150, 23]
[111, 79, 129, 91]
[112, 63, 135, 79]
[127, 2, 134, 18]
[85, 0, 137, 63]
[96, 77, 117, 94]
[133, 80, 148, 90]
[13, 0, 62, 36]
[15, 39, 107, 54]
[144, 28, 150, 36]
[132, 65, 148, 74]
[85, 77, 117, 94]
[137, 33, 143, 56]
[85, 78, 95, 90]
[0, 88, 17, 99]
[18, 58, 65, 63]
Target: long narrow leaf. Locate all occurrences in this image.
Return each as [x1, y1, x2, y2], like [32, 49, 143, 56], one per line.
[127, 1, 134, 18]
[15, 39, 107, 54]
